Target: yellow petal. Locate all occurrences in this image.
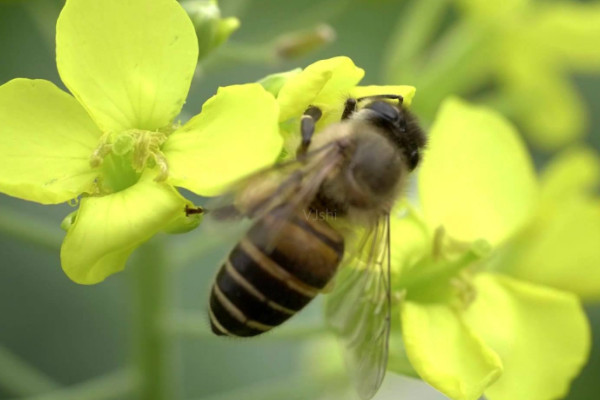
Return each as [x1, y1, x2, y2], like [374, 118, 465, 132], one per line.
[277, 56, 364, 122]
[500, 56, 586, 150]
[540, 146, 600, 204]
[61, 177, 188, 284]
[464, 274, 591, 400]
[390, 205, 431, 277]
[163, 84, 282, 197]
[401, 301, 503, 400]
[510, 198, 600, 302]
[419, 98, 538, 246]
[0, 79, 100, 204]
[530, 2, 600, 71]
[56, 0, 198, 132]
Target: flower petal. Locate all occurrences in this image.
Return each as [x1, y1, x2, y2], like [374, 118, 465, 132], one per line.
[419, 98, 538, 246]
[401, 301, 503, 400]
[277, 56, 364, 122]
[390, 206, 431, 277]
[61, 177, 188, 284]
[509, 198, 600, 302]
[257, 68, 302, 97]
[540, 146, 600, 204]
[0, 79, 100, 204]
[502, 147, 600, 300]
[349, 85, 416, 107]
[464, 274, 591, 400]
[163, 84, 282, 197]
[530, 2, 600, 71]
[56, 0, 198, 132]
[500, 56, 586, 150]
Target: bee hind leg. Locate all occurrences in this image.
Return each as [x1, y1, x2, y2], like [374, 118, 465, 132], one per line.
[297, 106, 322, 157]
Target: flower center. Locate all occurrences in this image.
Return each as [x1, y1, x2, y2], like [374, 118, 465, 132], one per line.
[395, 226, 491, 306]
[89, 129, 170, 194]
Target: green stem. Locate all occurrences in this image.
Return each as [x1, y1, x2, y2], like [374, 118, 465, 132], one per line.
[411, 20, 490, 119]
[0, 205, 62, 252]
[7, 368, 137, 400]
[0, 345, 59, 396]
[132, 237, 176, 400]
[382, 0, 450, 81]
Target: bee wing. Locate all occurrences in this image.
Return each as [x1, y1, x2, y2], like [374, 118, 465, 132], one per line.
[200, 142, 344, 248]
[325, 215, 392, 400]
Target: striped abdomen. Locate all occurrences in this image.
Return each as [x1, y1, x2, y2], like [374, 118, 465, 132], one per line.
[209, 210, 345, 337]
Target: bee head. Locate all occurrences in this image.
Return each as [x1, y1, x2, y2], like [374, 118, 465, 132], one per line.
[363, 100, 406, 132]
[361, 100, 426, 172]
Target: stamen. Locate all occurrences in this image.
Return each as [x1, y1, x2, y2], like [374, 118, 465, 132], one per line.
[88, 129, 171, 192]
[450, 271, 477, 309]
[89, 132, 113, 168]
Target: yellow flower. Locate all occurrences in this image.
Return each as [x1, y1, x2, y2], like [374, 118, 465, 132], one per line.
[0, 0, 281, 284]
[388, 98, 593, 400]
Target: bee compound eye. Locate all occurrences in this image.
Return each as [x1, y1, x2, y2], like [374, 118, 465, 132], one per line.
[366, 101, 399, 124]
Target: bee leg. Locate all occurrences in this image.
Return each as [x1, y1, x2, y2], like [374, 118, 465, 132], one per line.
[185, 204, 204, 216]
[297, 106, 322, 157]
[341, 98, 357, 120]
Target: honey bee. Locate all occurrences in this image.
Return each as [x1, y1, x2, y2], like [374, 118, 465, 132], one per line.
[193, 94, 426, 399]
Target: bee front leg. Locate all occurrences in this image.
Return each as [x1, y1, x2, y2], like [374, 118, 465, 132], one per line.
[297, 105, 322, 157]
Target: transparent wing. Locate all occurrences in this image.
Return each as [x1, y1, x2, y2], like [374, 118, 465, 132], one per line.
[198, 142, 344, 249]
[325, 214, 392, 400]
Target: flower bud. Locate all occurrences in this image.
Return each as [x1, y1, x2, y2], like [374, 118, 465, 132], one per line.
[274, 24, 336, 60]
[181, 0, 240, 60]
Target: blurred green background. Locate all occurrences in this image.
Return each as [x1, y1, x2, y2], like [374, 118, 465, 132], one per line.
[0, 0, 599, 399]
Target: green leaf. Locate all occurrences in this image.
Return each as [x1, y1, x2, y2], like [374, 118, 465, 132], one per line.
[509, 198, 600, 302]
[61, 175, 187, 284]
[401, 301, 503, 400]
[0, 79, 100, 204]
[464, 274, 591, 400]
[419, 98, 538, 246]
[276, 56, 364, 123]
[56, 0, 198, 132]
[163, 84, 282, 197]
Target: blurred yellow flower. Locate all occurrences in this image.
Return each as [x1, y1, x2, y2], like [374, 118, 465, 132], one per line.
[261, 56, 416, 156]
[386, 0, 600, 150]
[388, 98, 594, 400]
